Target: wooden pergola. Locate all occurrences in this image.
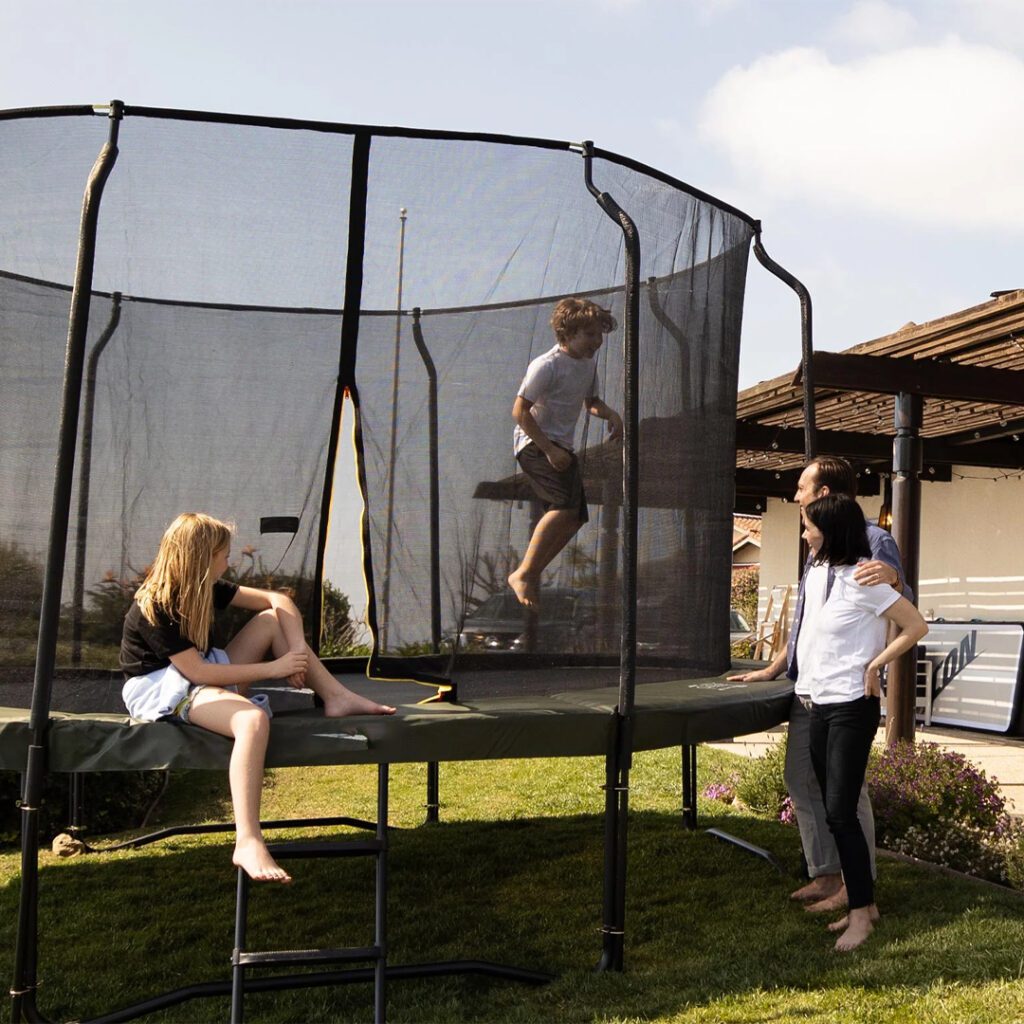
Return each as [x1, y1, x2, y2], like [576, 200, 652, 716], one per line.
[734, 288, 1024, 742]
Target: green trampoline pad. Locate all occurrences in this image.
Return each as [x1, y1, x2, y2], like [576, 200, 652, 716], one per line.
[0, 673, 794, 773]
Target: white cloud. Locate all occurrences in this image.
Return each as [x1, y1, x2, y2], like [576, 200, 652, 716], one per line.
[831, 1, 917, 50]
[954, 0, 1024, 51]
[698, 39, 1024, 231]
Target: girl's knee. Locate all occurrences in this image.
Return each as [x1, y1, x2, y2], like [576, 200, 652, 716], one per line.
[233, 705, 270, 739]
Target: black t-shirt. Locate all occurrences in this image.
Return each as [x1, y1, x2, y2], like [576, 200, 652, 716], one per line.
[119, 580, 239, 679]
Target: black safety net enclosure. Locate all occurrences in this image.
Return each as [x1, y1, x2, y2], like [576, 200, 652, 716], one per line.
[0, 104, 754, 708]
[0, 104, 793, 1023]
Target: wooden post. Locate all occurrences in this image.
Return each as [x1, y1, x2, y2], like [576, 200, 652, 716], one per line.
[886, 391, 923, 745]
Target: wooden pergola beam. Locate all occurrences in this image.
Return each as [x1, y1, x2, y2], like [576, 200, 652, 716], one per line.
[736, 422, 1024, 469]
[801, 352, 1024, 405]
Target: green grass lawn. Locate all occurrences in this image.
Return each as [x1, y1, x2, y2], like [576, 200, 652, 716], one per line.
[2, 747, 1023, 1023]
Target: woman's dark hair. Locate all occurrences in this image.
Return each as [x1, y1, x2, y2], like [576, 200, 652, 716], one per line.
[804, 493, 872, 567]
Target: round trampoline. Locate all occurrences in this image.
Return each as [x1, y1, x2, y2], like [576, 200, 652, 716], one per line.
[0, 102, 810, 1023]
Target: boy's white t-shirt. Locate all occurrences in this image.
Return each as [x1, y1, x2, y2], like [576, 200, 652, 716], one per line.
[513, 345, 599, 456]
[804, 562, 901, 705]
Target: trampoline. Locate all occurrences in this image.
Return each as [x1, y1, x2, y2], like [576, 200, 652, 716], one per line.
[0, 102, 813, 1022]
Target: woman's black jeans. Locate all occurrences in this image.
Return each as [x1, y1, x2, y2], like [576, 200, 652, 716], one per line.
[808, 696, 881, 910]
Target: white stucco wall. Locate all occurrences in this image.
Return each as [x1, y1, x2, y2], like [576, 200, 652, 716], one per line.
[755, 469, 1024, 646]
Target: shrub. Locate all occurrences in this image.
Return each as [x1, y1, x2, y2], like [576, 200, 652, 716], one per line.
[735, 739, 788, 817]
[0, 769, 167, 848]
[868, 741, 1008, 847]
[888, 817, 1019, 885]
[1004, 831, 1024, 890]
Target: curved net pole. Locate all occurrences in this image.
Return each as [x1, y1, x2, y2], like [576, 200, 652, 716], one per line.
[752, 227, 817, 460]
[581, 141, 640, 974]
[12, 101, 123, 1024]
[70, 291, 123, 664]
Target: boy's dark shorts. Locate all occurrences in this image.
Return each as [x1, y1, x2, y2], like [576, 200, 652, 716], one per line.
[516, 443, 589, 523]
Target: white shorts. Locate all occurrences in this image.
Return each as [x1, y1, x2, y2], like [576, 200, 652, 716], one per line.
[122, 648, 272, 723]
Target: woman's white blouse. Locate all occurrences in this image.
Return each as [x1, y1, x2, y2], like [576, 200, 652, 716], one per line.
[804, 563, 901, 705]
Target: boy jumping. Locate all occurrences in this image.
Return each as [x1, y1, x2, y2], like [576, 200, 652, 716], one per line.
[508, 297, 622, 609]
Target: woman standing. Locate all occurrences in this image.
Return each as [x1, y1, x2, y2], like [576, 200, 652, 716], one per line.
[799, 494, 927, 951]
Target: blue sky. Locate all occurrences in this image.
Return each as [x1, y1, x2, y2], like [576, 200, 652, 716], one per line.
[4, 0, 1022, 388]
[5, 0, 1022, 613]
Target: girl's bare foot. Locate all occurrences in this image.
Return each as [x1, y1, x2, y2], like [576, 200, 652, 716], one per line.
[833, 906, 879, 952]
[791, 875, 842, 902]
[805, 885, 849, 913]
[233, 837, 292, 883]
[322, 690, 397, 718]
[507, 570, 538, 608]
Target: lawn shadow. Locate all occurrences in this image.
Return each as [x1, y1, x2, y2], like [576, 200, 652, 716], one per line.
[1, 809, 1023, 1022]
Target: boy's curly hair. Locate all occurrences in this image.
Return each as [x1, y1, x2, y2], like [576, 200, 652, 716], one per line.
[550, 298, 617, 343]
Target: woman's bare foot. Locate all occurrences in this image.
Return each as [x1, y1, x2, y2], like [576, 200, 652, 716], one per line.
[805, 884, 849, 913]
[322, 689, 397, 718]
[233, 837, 292, 883]
[507, 570, 538, 609]
[791, 874, 842, 903]
[828, 905, 880, 933]
[833, 905, 879, 952]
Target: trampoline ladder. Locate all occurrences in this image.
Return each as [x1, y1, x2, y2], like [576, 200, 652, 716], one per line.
[231, 764, 389, 1024]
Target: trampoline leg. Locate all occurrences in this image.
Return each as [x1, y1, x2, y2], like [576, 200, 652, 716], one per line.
[69, 772, 86, 839]
[375, 764, 388, 1024]
[424, 762, 439, 825]
[231, 870, 250, 1024]
[681, 745, 697, 830]
[597, 721, 630, 973]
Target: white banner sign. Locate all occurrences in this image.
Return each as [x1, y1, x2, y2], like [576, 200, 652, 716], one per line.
[919, 621, 1024, 733]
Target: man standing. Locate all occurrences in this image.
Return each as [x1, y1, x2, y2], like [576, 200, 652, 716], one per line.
[729, 457, 910, 911]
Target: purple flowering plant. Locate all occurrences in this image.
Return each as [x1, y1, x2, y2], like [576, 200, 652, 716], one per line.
[868, 741, 1008, 847]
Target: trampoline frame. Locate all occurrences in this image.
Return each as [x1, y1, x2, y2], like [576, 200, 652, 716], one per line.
[5, 101, 816, 1023]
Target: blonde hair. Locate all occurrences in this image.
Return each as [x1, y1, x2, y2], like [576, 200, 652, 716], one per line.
[136, 512, 234, 650]
[550, 297, 617, 344]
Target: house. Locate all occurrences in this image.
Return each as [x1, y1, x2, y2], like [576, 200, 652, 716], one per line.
[735, 289, 1024, 642]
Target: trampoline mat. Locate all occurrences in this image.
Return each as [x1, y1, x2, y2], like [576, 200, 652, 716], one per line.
[0, 669, 793, 773]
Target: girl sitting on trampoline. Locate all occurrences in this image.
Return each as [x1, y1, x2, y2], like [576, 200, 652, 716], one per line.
[799, 494, 927, 950]
[120, 512, 395, 883]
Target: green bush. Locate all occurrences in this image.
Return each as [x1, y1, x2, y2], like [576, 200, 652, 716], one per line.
[0, 769, 167, 848]
[735, 739, 788, 816]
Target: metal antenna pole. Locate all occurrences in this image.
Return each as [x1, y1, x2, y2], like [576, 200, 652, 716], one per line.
[381, 207, 407, 652]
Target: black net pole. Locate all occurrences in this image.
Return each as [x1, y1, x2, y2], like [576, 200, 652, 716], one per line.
[582, 142, 640, 974]
[752, 228, 816, 460]
[12, 100, 123, 1024]
[70, 292, 123, 664]
[411, 309, 443, 823]
[409, 310, 441, 651]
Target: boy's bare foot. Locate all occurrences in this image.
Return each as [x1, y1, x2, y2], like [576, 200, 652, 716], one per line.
[507, 570, 539, 608]
[791, 875, 842, 902]
[233, 837, 292, 883]
[833, 906, 879, 952]
[323, 690, 397, 718]
[805, 885, 849, 913]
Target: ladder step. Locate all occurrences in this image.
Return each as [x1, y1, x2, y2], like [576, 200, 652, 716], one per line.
[265, 840, 383, 859]
[235, 945, 383, 968]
